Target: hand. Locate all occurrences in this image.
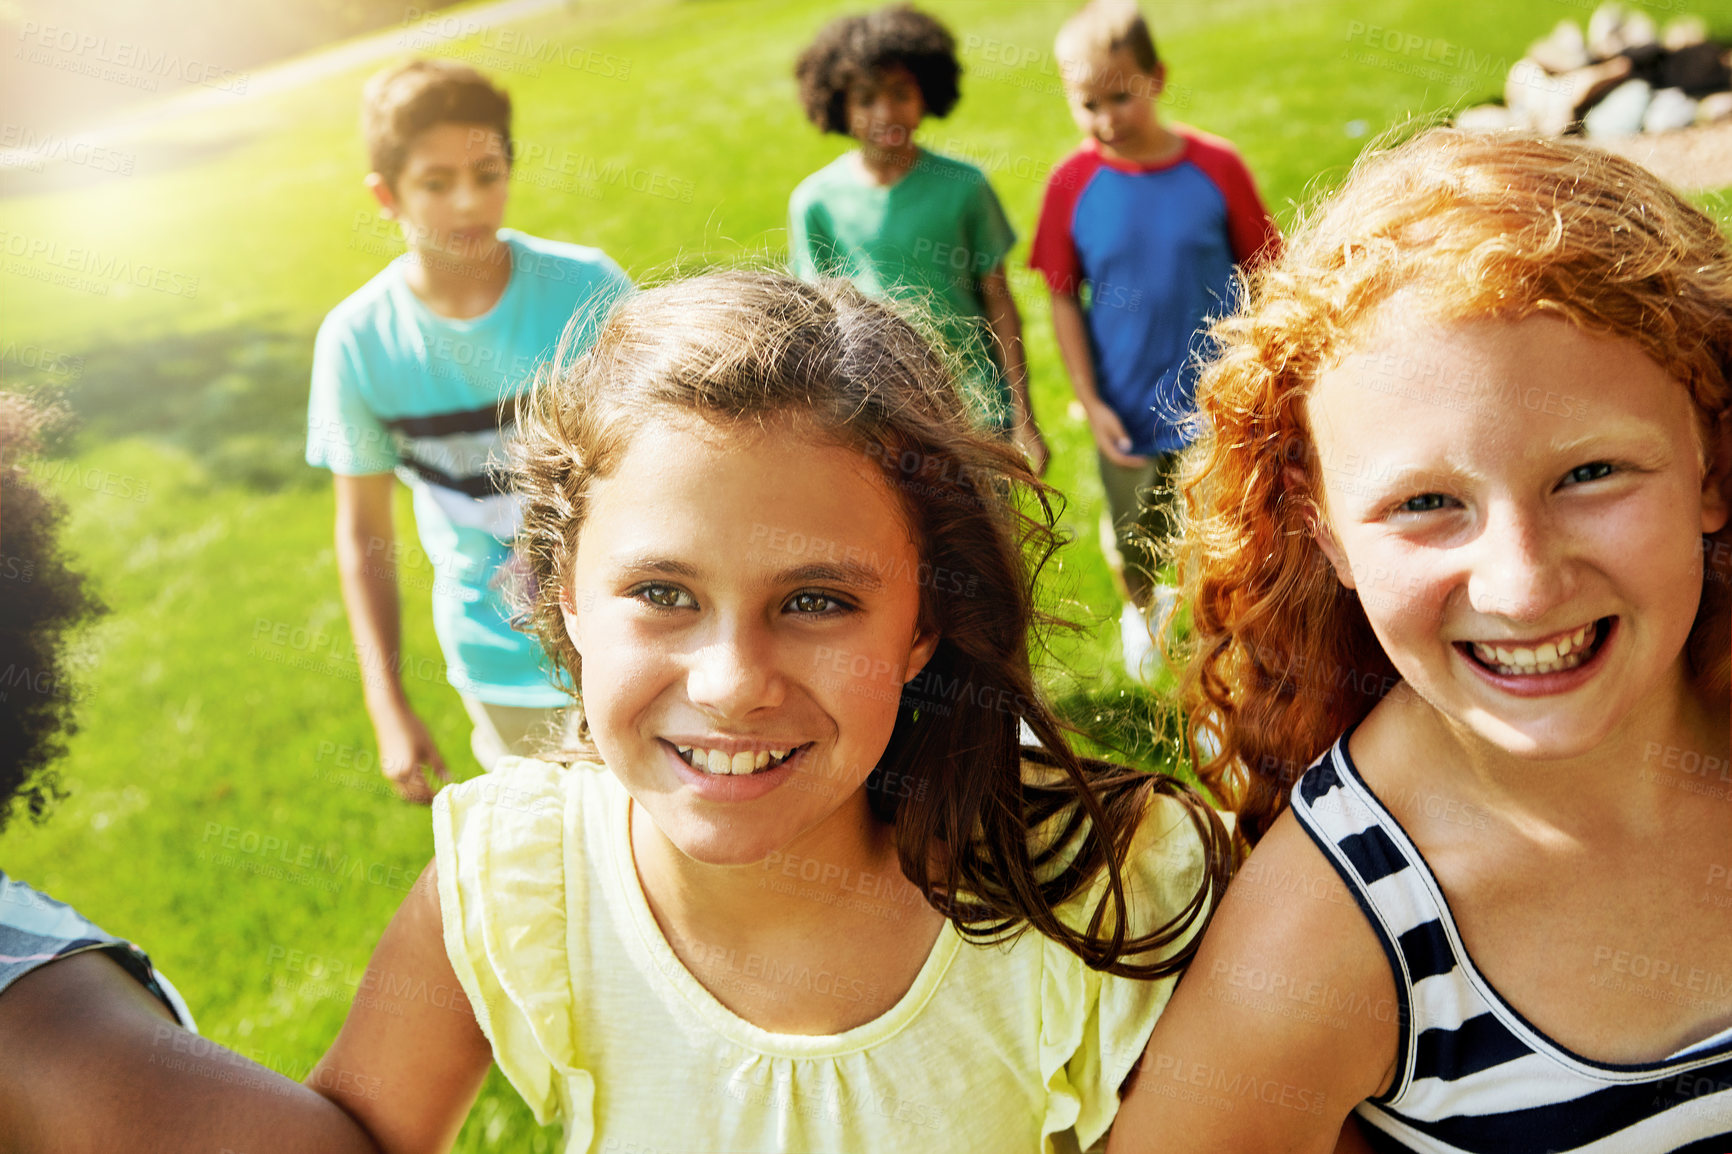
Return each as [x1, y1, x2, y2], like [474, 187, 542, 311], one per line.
[370, 704, 451, 804]
[1013, 418, 1050, 477]
[1083, 402, 1148, 467]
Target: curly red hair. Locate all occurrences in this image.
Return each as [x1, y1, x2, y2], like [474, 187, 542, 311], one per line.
[1173, 128, 1732, 845]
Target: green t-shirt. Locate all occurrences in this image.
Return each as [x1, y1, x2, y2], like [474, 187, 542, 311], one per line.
[788, 148, 1017, 430]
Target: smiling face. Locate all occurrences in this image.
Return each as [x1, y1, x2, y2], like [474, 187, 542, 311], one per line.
[844, 63, 926, 154]
[562, 411, 938, 867]
[369, 122, 509, 262]
[1306, 307, 1727, 760]
[1061, 46, 1163, 160]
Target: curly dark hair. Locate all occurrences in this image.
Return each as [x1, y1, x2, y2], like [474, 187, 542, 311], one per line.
[509, 270, 1234, 978]
[0, 395, 103, 834]
[795, 4, 961, 134]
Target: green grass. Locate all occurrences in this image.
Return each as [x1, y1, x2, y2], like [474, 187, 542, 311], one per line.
[0, 0, 1709, 1145]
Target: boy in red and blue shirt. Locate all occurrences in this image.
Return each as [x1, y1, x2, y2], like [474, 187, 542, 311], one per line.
[1029, 0, 1279, 677]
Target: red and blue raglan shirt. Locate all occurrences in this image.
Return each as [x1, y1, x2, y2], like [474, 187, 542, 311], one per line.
[1029, 128, 1281, 455]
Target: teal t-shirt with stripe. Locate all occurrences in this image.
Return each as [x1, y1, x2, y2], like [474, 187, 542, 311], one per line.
[307, 229, 631, 706]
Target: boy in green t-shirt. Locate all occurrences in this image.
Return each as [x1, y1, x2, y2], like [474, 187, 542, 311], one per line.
[788, 5, 1047, 474]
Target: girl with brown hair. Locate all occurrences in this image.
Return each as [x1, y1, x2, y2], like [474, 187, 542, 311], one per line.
[308, 270, 1230, 1153]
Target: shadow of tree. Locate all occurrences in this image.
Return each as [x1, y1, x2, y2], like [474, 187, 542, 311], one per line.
[16, 321, 322, 492]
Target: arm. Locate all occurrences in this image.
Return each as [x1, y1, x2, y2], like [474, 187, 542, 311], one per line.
[1050, 290, 1144, 467]
[0, 951, 381, 1154]
[1106, 812, 1397, 1154]
[309, 860, 494, 1153]
[333, 473, 450, 803]
[981, 264, 1047, 476]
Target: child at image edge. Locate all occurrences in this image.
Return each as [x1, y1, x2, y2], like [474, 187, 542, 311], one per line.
[789, 4, 1049, 475]
[306, 60, 631, 802]
[1107, 130, 1732, 1153]
[307, 271, 1236, 1153]
[0, 398, 381, 1154]
[1030, 0, 1280, 679]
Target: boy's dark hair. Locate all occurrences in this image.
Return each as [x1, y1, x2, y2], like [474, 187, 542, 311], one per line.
[0, 396, 103, 834]
[1056, 0, 1160, 75]
[796, 5, 961, 134]
[362, 58, 514, 189]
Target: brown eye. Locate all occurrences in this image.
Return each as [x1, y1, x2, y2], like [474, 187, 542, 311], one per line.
[787, 591, 848, 616]
[634, 583, 694, 609]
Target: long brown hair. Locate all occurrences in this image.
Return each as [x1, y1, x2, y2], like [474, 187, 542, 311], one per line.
[1173, 128, 1732, 846]
[511, 270, 1232, 976]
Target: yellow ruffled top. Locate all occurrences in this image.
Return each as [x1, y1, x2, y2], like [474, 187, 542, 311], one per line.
[433, 757, 1209, 1153]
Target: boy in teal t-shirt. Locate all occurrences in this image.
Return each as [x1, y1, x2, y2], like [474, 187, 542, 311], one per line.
[789, 5, 1047, 473]
[307, 60, 631, 802]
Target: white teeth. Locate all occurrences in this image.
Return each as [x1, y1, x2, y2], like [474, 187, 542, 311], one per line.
[676, 743, 800, 775]
[1468, 621, 1600, 675]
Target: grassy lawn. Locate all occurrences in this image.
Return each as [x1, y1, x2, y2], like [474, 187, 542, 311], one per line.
[1, 0, 1722, 1145]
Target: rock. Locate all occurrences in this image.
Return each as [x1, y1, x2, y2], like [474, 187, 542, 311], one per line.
[1587, 3, 1626, 59]
[1584, 78, 1652, 137]
[1455, 104, 1518, 132]
[1507, 55, 1632, 135]
[1699, 91, 1732, 125]
[1529, 20, 1589, 74]
[1660, 41, 1732, 96]
[1587, 3, 1656, 61]
[1642, 87, 1697, 132]
[1661, 16, 1707, 52]
[1621, 11, 1657, 54]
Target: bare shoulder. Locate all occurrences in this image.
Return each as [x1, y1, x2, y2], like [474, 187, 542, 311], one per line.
[1105, 810, 1398, 1154]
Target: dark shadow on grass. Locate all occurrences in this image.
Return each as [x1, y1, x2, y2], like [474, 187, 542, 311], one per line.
[16, 321, 322, 492]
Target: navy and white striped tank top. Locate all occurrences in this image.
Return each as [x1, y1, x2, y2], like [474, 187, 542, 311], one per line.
[1290, 737, 1732, 1153]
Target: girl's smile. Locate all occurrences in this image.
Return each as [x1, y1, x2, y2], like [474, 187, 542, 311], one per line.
[1307, 307, 1728, 759]
[562, 410, 938, 867]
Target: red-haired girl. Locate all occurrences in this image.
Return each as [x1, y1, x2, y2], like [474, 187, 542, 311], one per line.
[1112, 128, 1732, 1153]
